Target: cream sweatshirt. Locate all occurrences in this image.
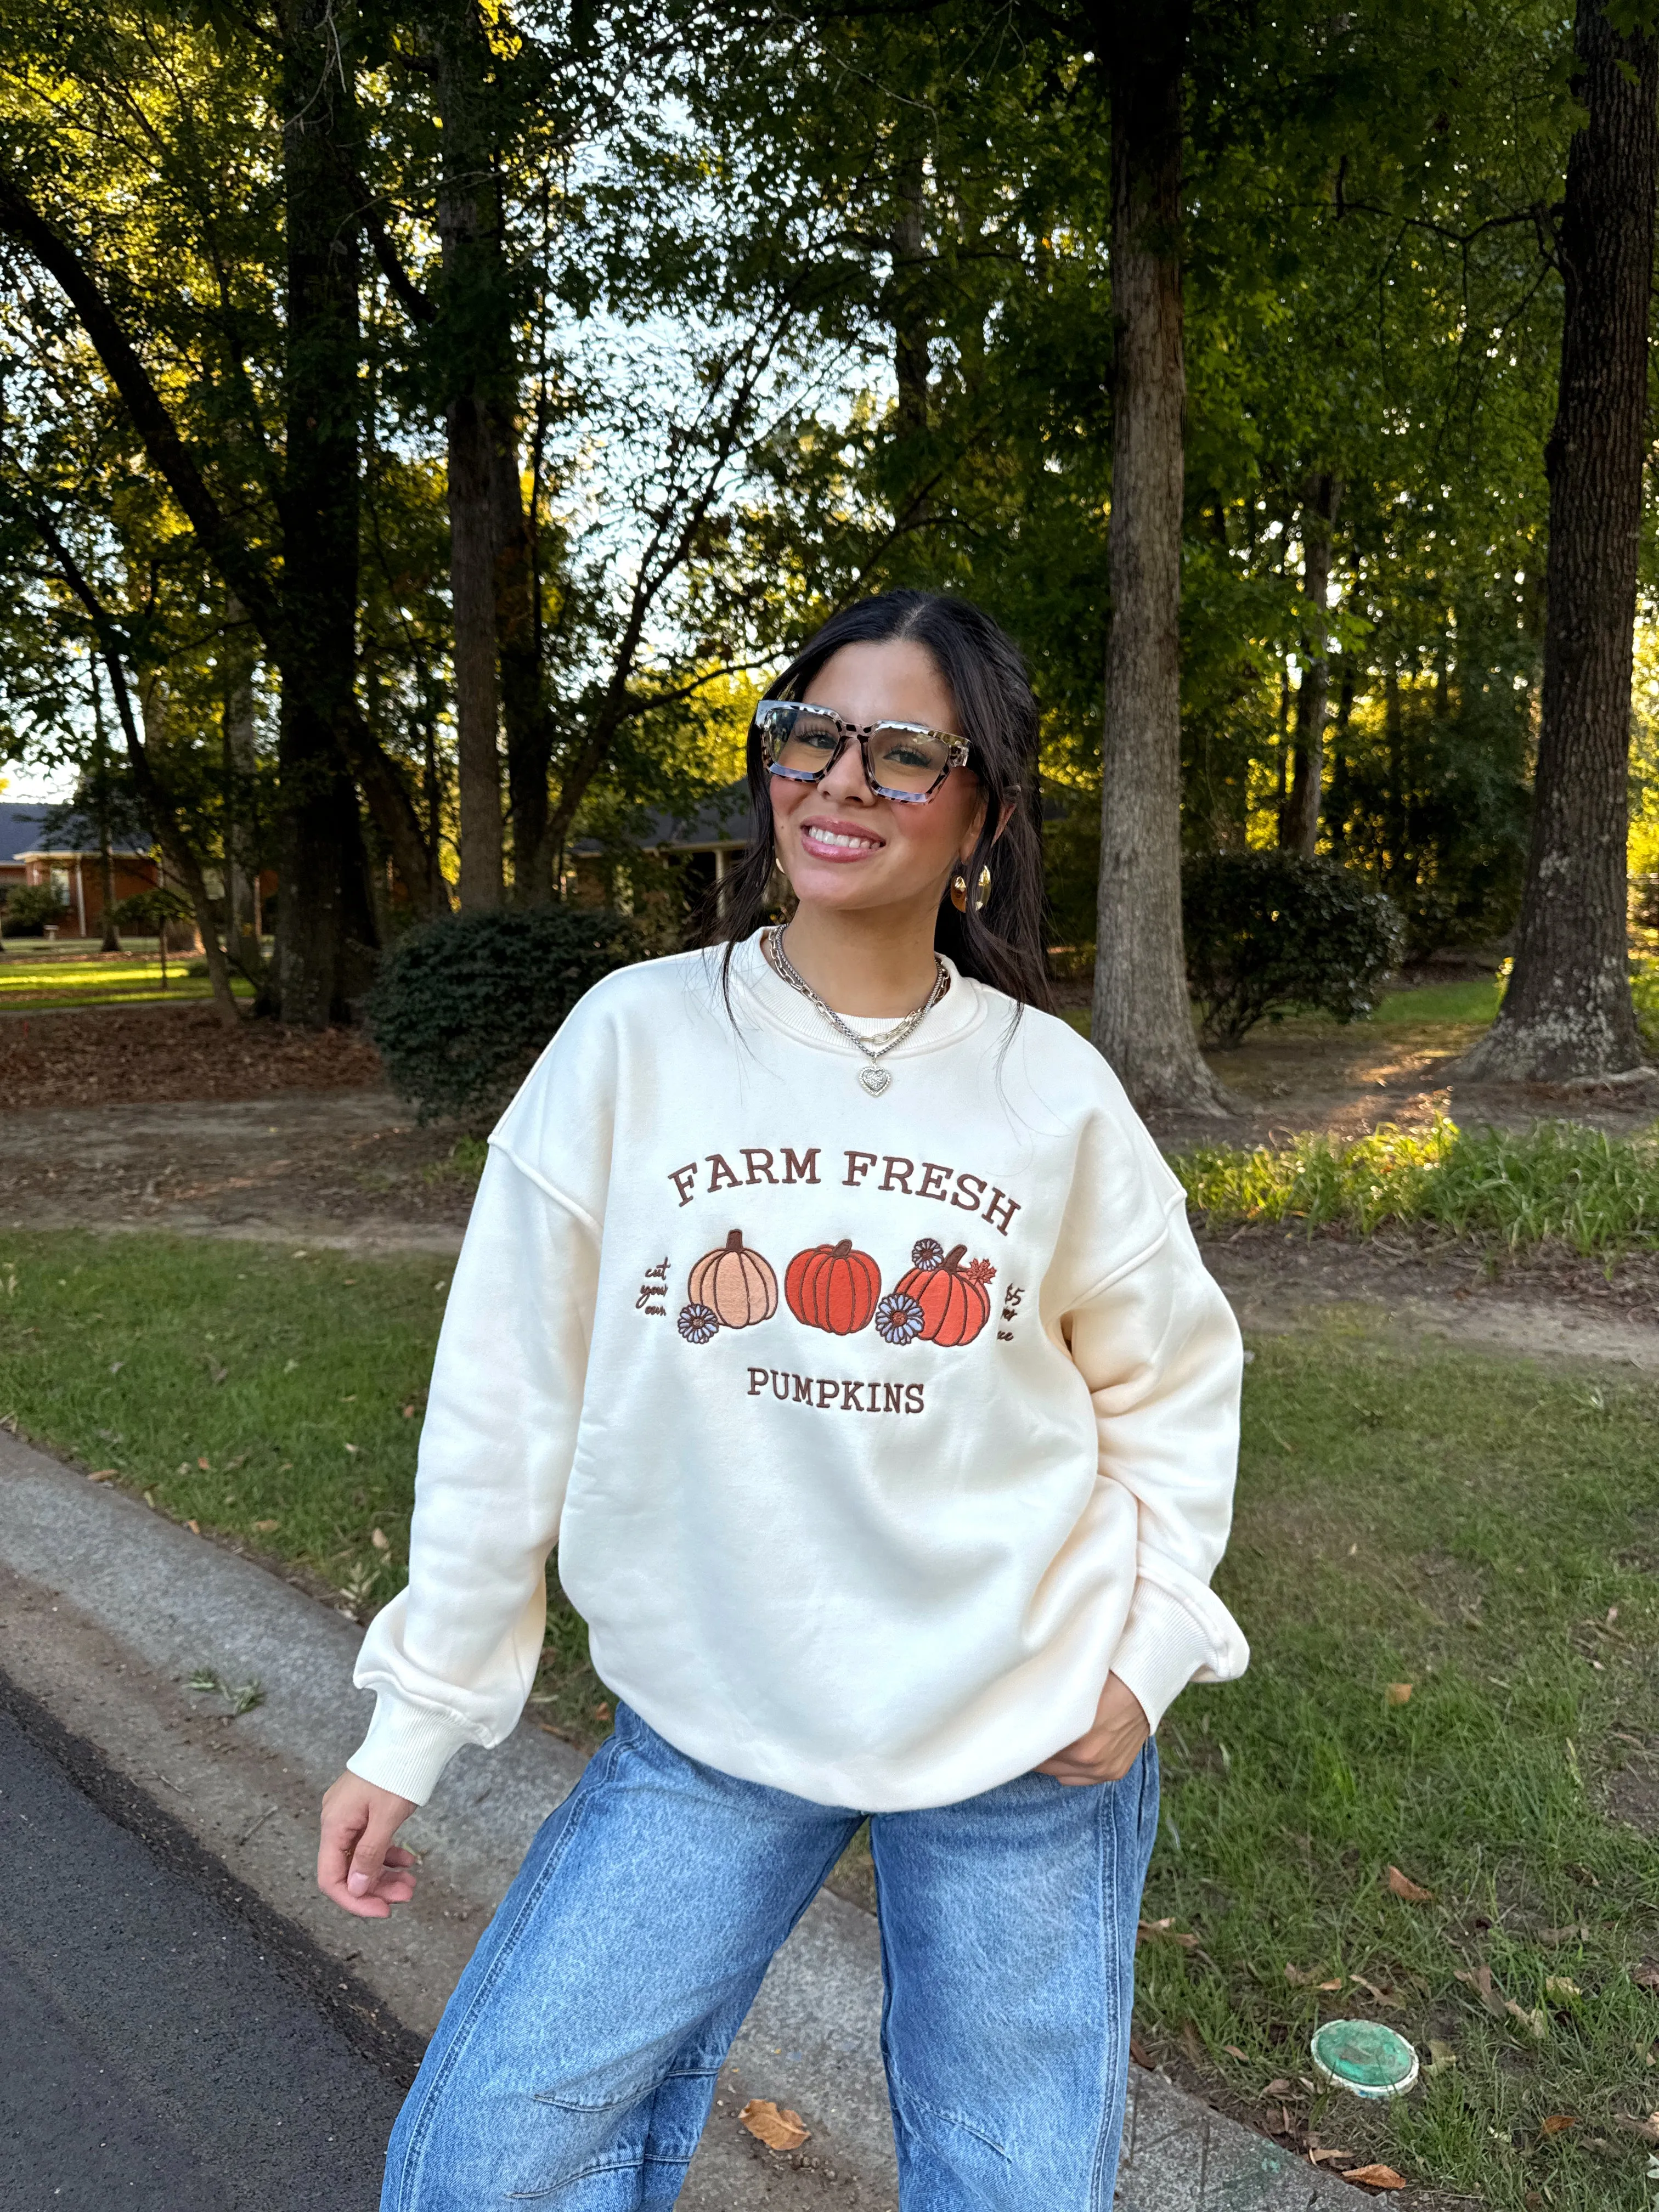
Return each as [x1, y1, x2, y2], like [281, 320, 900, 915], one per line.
[347, 934, 1248, 1812]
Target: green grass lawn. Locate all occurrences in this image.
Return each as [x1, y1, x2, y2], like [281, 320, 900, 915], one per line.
[2, 1232, 1656, 2204]
[0, 952, 254, 1010]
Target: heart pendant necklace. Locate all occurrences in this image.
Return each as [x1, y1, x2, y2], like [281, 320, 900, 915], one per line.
[765, 928, 948, 1097]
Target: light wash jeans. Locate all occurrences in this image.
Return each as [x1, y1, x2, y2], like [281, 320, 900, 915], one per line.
[381, 1703, 1158, 2210]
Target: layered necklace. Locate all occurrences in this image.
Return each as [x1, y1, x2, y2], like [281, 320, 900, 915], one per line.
[764, 927, 949, 1097]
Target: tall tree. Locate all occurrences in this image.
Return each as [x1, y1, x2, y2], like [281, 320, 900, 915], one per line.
[1284, 471, 1339, 856]
[1090, 0, 1232, 1113]
[1460, 0, 1657, 1080]
[274, 0, 379, 1022]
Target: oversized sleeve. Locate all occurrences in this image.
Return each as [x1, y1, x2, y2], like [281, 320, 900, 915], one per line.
[1059, 1113, 1249, 1733]
[345, 985, 615, 1804]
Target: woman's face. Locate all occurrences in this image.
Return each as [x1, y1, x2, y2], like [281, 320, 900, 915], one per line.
[767, 639, 986, 920]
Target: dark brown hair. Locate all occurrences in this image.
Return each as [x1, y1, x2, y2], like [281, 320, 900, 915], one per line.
[708, 589, 1051, 1010]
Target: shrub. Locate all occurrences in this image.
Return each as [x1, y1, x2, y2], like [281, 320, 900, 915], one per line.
[367, 905, 641, 1122]
[2, 884, 70, 936]
[1182, 850, 1404, 1047]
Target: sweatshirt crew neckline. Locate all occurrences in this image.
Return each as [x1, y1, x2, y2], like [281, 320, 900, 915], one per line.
[727, 930, 991, 1060]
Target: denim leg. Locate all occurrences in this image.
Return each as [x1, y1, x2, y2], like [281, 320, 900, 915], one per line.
[381, 1706, 861, 2212]
[871, 1741, 1159, 2212]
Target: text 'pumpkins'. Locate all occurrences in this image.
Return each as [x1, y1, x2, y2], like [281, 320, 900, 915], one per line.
[785, 1239, 882, 1335]
[891, 1242, 994, 1346]
[688, 1229, 778, 1328]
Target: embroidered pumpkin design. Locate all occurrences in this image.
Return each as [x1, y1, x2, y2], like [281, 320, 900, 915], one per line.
[687, 1229, 778, 1329]
[891, 1242, 995, 1347]
[785, 1238, 881, 1335]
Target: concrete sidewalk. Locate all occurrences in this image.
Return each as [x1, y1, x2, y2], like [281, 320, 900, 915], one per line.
[0, 1427, 1346, 2210]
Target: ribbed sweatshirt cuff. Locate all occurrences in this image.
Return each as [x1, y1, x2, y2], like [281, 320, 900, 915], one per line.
[1109, 1582, 1218, 1735]
[346, 1695, 477, 1806]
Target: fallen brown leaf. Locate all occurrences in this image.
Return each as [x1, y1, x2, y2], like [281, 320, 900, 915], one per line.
[1538, 2114, 1577, 2137]
[1285, 1962, 1342, 1988]
[737, 2100, 810, 2152]
[1634, 1962, 1659, 1991]
[1385, 1683, 1413, 1706]
[1139, 1918, 1199, 1948]
[1309, 2146, 1355, 2166]
[1128, 2033, 1154, 2069]
[1348, 1973, 1404, 2010]
[1544, 1976, 1581, 2001]
[1541, 1923, 1586, 1945]
[1222, 2044, 1248, 2061]
[1505, 1999, 1547, 2039]
[1615, 2112, 1659, 2146]
[186, 1518, 200, 1534]
[87, 1469, 116, 1481]
[1454, 1963, 1509, 2019]
[252, 1518, 279, 1533]
[1342, 2165, 1407, 2192]
[1262, 2078, 1293, 2099]
[1386, 1865, 1433, 1904]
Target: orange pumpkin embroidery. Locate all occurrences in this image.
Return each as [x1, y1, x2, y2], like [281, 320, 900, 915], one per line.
[891, 1241, 994, 1347]
[785, 1238, 882, 1335]
[687, 1229, 778, 1329]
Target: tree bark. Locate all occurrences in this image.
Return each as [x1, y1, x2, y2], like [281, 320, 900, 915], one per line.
[1460, 0, 1655, 1080]
[437, 4, 506, 911]
[276, 0, 379, 1025]
[221, 594, 263, 984]
[1089, 0, 1231, 1115]
[1284, 472, 1339, 857]
[89, 668, 120, 952]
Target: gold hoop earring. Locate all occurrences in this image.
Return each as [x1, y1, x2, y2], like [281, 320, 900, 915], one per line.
[972, 864, 991, 913]
[950, 871, 969, 913]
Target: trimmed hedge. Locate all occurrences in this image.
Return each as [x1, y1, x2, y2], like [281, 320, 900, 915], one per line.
[1182, 850, 1403, 1047]
[367, 905, 640, 1122]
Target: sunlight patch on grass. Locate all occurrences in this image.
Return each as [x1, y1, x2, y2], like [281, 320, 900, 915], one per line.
[1176, 1113, 1659, 1255]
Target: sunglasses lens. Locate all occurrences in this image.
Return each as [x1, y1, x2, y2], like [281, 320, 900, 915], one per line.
[868, 725, 953, 793]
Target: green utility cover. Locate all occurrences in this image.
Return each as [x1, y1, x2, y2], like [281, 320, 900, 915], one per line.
[1309, 2018, 1420, 2100]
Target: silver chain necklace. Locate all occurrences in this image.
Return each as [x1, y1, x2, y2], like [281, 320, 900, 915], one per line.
[764, 927, 949, 1096]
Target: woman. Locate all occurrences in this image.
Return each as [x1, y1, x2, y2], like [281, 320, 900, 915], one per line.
[319, 588, 1248, 2210]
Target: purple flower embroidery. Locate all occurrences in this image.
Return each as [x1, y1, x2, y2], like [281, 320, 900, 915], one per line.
[677, 1302, 720, 1345]
[874, 1290, 926, 1346]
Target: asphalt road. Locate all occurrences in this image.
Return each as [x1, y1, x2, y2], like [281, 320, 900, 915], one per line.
[0, 1701, 410, 2212]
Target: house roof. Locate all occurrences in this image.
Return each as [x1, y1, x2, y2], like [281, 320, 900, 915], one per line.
[0, 801, 150, 862]
[569, 782, 754, 859]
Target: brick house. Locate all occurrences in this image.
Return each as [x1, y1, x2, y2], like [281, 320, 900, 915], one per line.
[0, 802, 159, 938]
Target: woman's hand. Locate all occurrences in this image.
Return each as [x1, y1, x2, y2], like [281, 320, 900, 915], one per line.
[1037, 1672, 1150, 1786]
[317, 1771, 420, 1918]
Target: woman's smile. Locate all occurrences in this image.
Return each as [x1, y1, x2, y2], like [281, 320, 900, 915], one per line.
[799, 816, 885, 860]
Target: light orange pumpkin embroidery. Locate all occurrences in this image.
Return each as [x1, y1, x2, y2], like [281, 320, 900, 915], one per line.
[890, 1241, 994, 1347]
[785, 1238, 881, 1335]
[687, 1229, 778, 1329]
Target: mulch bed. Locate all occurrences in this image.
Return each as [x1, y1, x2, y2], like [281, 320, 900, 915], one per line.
[0, 1002, 383, 1109]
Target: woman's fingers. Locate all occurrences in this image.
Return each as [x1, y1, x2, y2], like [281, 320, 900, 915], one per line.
[317, 1774, 419, 1917]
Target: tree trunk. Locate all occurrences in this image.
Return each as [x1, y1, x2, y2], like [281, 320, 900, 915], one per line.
[1089, 0, 1231, 1115]
[1460, 0, 1655, 1081]
[1284, 472, 1339, 857]
[89, 668, 120, 952]
[221, 593, 263, 984]
[437, 4, 506, 912]
[276, 0, 379, 1025]
[494, 413, 552, 902]
[136, 675, 240, 1026]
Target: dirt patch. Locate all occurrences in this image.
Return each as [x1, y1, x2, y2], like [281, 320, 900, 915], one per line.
[1201, 1222, 1659, 1373]
[2, 1091, 475, 1252]
[0, 1001, 381, 1109]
